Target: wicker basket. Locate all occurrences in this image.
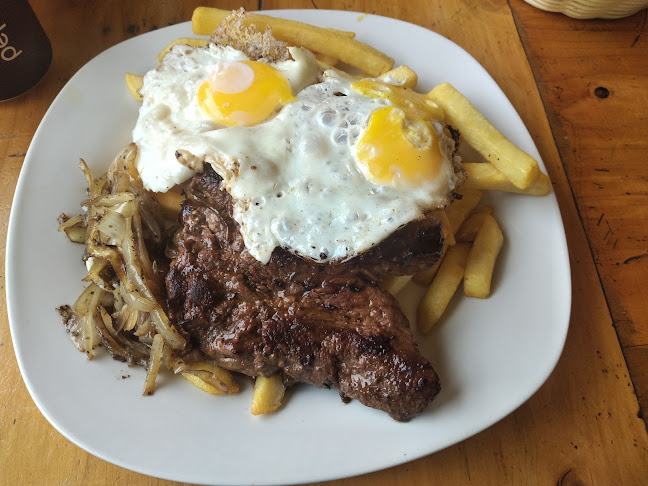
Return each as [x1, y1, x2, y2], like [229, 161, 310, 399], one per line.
[523, 0, 648, 18]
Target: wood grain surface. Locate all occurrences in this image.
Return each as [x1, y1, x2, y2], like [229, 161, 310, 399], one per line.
[1, 1, 647, 485]
[510, 0, 648, 421]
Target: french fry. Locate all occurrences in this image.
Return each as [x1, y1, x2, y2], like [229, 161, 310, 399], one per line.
[192, 7, 356, 38]
[429, 83, 540, 189]
[251, 374, 286, 415]
[377, 65, 418, 88]
[464, 215, 504, 299]
[381, 275, 412, 296]
[417, 243, 471, 333]
[326, 28, 354, 39]
[455, 206, 493, 243]
[157, 37, 208, 62]
[445, 189, 482, 235]
[191, 7, 394, 76]
[315, 52, 339, 66]
[461, 162, 551, 196]
[125, 72, 143, 101]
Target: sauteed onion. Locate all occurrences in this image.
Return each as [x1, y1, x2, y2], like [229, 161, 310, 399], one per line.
[57, 144, 239, 396]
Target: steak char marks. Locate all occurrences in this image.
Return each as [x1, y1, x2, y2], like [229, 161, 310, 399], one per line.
[167, 166, 443, 421]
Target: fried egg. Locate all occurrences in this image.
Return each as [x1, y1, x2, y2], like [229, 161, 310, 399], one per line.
[133, 44, 320, 192]
[132, 43, 462, 264]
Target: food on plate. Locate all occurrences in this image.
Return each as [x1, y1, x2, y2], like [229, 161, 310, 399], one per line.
[151, 188, 185, 216]
[166, 166, 443, 420]
[417, 243, 471, 332]
[445, 188, 482, 235]
[411, 209, 453, 286]
[464, 214, 504, 298]
[415, 196, 506, 329]
[455, 206, 493, 243]
[59, 7, 551, 419]
[157, 37, 208, 61]
[144, 334, 165, 395]
[381, 275, 414, 296]
[191, 7, 392, 76]
[180, 360, 240, 395]
[124, 72, 143, 101]
[412, 251, 445, 286]
[461, 161, 551, 195]
[57, 146, 238, 396]
[132, 11, 461, 266]
[377, 65, 418, 88]
[251, 374, 286, 415]
[429, 82, 543, 190]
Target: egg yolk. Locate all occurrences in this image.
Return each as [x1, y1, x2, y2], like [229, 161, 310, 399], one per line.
[197, 61, 295, 127]
[355, 106, 443, 188]
[351, 79, 445, 188]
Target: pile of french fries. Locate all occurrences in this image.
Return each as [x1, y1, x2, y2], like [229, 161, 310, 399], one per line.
[113, 7, 552, 415]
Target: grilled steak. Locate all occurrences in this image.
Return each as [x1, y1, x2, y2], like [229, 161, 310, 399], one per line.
[166, 166, 443, 420]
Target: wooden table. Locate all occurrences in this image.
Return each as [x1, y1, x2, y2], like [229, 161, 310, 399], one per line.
[2, 1, 647, 484]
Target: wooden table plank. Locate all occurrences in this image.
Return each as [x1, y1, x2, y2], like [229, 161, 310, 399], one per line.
[510, 0, 648, 421]
[1, 1, 647, 485]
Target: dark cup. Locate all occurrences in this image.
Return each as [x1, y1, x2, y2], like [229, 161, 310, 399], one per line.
[0, 0, 52, 101]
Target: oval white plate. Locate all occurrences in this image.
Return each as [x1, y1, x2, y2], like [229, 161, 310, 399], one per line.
[6, 10, 571, 486]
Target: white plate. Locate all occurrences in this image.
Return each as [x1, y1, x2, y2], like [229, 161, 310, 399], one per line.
[6, 10, 571, 486]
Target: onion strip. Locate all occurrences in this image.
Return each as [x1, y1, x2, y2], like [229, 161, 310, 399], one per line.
[144, 334, 165, 396]
[81, 283, 103, 358]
